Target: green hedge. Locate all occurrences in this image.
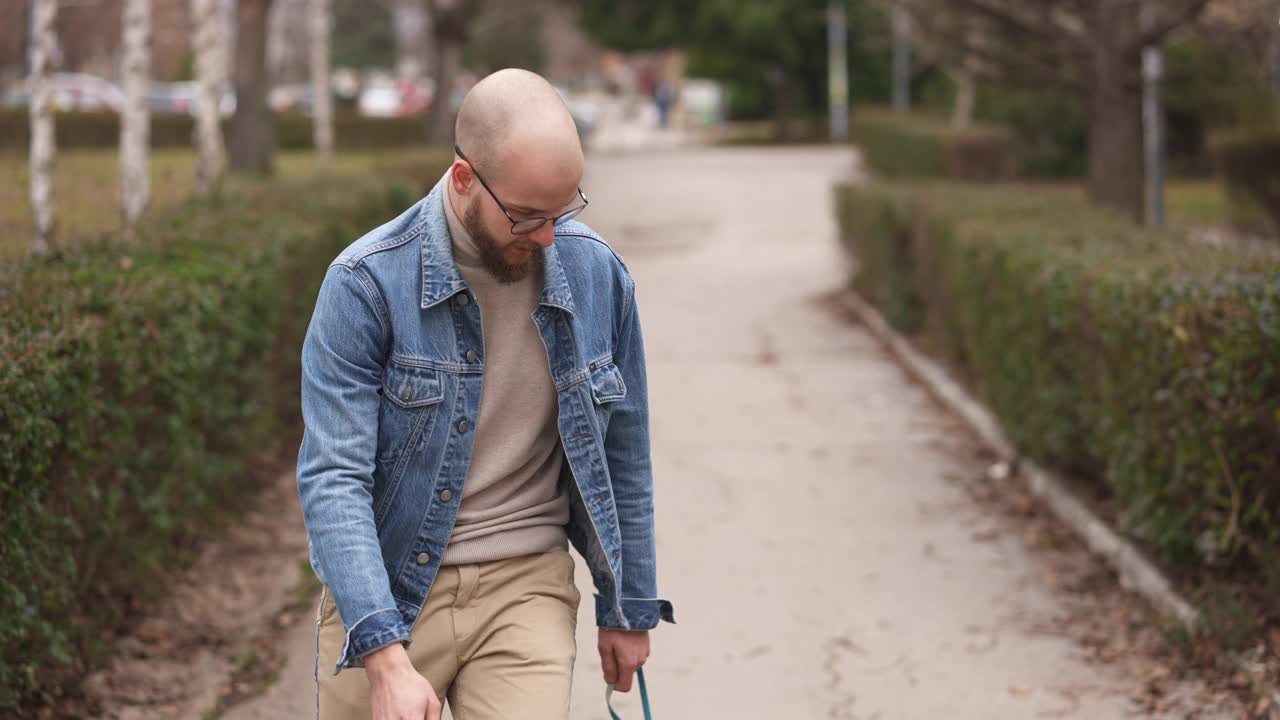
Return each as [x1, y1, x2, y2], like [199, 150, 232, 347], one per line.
[850, 107, 1018, 181]
[713, 115, 839, 146]
[835, 181, 1280, 573]
[1210, 128, 1280, 237]
[0, 151, 451, 708]
[0, 110, 431, 151]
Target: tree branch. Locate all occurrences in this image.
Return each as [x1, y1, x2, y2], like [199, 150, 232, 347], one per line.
[1131, 0, 1211, 49]
[903, 1, 1091, 96]
[928, 0, 1088, 52]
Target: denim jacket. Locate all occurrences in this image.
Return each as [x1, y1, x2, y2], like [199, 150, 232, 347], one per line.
[297, 174, 675, 676]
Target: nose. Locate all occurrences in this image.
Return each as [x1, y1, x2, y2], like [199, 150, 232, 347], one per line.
[529, 222, 556, 249]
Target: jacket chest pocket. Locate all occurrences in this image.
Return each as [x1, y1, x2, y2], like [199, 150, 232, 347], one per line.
[376, 359, 445, 469]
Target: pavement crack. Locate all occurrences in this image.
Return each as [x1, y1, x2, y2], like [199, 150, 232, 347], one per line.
[823, 632, 863, 720]
[753, 324, 809, 412]
[754, 325, 781, 367]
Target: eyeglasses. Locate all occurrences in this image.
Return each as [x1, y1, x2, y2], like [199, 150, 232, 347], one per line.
[454, 144, 589, 235]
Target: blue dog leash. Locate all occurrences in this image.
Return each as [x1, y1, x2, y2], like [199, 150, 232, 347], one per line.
[606, 667, 652, 720]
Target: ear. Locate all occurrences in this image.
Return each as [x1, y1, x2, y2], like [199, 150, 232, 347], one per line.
[450, 160, 473, 195]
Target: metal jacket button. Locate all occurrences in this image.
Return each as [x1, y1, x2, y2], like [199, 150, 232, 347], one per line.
[416, 552, 430, 565]
[440, 489, 453, 502]
[458, 420, 471, 433]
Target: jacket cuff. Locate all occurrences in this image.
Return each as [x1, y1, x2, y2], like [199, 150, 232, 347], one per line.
[333, 607, 412, 676]
[595, 595, 676, 630]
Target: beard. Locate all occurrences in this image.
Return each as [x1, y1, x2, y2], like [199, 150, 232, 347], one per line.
[463, 200, 544, 284]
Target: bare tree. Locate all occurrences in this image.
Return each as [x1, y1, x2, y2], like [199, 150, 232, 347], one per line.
[29, 0, 57, 256]
[391, 0, 431, 78]
[424, 0, 482, 145]
[268, 0, 310, 85]
[950, 20, 980, 130]
[229, 0, 275, 175]
[1200, 0, 1280, 56]
[310, 0, 334, 163]
[891, 1, 912, 112]
[192, 0, 228, 195]
[120, 0, 151, 236]
[1198, 0, 1280, 95]
[901, 0, 1212, 222]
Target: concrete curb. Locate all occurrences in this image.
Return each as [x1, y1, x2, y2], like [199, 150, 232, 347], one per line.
[835, 289, 1202, 629]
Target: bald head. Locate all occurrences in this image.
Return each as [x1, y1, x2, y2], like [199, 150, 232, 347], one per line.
[454, 69, 583, 176]
[447, 70, 588, 282]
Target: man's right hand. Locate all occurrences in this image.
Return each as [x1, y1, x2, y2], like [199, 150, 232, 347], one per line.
[365, 643, 442, 720]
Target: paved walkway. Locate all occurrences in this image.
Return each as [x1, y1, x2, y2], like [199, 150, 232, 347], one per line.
[223, 145, 1230, 720]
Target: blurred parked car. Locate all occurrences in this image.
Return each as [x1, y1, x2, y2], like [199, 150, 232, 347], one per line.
[2, 73, 126, 112]
[555, 85, 599, 140]
[356, 77, 432, 117]
[679, 79, 725, 129]
[147, 81, 235, 116]
[269, 83, 314, 115]
[146, 82, 193, 114]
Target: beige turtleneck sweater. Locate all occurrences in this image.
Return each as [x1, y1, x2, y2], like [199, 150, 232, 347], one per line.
[439, 170, 571, 565]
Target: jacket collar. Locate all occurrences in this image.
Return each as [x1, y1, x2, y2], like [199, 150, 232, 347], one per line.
[418, 173, 576, 317]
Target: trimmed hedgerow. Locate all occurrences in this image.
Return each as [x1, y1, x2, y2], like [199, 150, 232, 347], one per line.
[0, 110, 430, 151]
[1211, 128, 1280, 238]
[850, 106, 1018, 181]
[0, 151, 451, 708]
[835, 181, 1280, 574]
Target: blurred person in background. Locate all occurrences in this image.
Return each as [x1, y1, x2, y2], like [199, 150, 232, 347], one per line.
[654, 80, 674, 129]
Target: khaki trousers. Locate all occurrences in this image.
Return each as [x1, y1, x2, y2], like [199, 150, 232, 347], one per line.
[315, 548, 581, 720]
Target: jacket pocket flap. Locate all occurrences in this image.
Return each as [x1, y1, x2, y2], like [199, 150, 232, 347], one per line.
[383, 361, 444, 408]
[589, 362, 627, 404]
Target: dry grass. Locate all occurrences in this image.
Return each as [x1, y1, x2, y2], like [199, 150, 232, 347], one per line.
[0, 148, 430, 261]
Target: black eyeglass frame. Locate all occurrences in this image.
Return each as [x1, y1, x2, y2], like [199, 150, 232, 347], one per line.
[454, 144, 589, 235]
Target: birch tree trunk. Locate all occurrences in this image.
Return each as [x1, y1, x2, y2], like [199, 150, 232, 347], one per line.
[951, 69, 975, 131]
[310, 0, 333, 163]
[951, 21, 979, 131]
[193, 0, 227, 196]
[391, 0, 430, 79]
[1269, 15, 1280, 95]
[891, 1, 912, 112]
[120, 0, 151, 235]
[29, 0, 57, 256]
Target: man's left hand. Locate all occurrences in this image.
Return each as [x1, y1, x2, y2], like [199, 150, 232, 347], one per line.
[598, 628, 650, 692]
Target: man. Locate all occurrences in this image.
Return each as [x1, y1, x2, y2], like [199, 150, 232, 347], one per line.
[296, 68, 674, 720]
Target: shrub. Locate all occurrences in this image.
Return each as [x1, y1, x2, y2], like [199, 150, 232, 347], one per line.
[835, 181, 1280, 572]
[0, 151, 451, 708]
[709, 110, 851, 145]
[849, 106, 1017, 181]
[1165, 38, 1280, 177]
[0, 110, 430, 151]
[715, 114, 834, 145]
[1210, 128, 1280, 237]
[915, 69, 1089, 178]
